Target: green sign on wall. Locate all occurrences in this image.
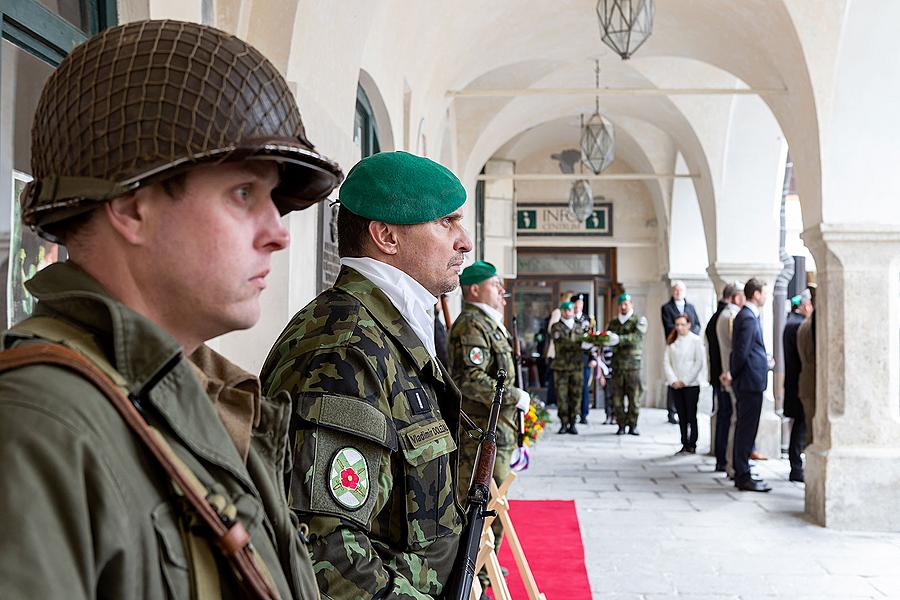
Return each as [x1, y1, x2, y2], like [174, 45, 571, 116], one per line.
[516, 202, 613, 237]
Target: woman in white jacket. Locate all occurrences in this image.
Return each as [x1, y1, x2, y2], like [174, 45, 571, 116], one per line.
[664, 314, 707, 454]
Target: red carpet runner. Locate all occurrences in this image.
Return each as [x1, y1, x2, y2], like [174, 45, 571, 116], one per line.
[490, 499, 592, 599]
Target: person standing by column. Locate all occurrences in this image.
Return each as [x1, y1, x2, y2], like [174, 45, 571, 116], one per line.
[550, 301, 589, 434]
[783, 290, 813, 482]
[664, 315, 707, 454]
[717, 283, 745, 477]
[730, 278, 772, 492]
[706, 284, 733, 471]
[797, 288, 817, 453]
[607, 293, 648, 436]
[661, 281, 701, 424]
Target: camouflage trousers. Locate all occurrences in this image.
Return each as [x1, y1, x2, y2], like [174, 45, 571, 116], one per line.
[611, 368, 643, 427]
[553, 367, 583, 426]
[457, 435, 514, 549]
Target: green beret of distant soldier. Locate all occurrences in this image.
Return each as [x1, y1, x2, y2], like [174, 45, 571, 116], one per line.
[459, 261, 497, 286]
[559, 301, 574, 310]
[338, 151, 466, 224]
[791, 294, 802, 306]
[617, 293, 632, 304]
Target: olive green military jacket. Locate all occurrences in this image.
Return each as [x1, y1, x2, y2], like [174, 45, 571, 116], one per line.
[550, 319, 588, 371]
[0, 263, 317, 600]
[447, 303, 521, 448]
[606, 314, 649, 370]
[260, 267, 464, 600]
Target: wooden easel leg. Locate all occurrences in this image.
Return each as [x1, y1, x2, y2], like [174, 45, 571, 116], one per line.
[490, 473, 547, 600]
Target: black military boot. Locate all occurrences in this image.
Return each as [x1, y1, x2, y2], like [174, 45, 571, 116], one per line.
[616, 425, 626, 435]
[558, 423, 568, 434]
[627, 425, 640, 436]
[568, 423, 579, 435]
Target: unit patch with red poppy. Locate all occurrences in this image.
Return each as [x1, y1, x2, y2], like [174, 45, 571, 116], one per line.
[329, 447, 369, 510]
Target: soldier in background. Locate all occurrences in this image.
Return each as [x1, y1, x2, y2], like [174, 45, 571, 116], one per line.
[447, 260, 530, 587]
[550, 301, 590, 434]
[606, 293, 648, 436]
[0, 20, 342, 598]
[261, 151, 470, 599]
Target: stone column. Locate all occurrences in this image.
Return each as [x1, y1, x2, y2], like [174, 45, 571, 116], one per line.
[706, 261, 784, 459]
[802, 225, 900, 530]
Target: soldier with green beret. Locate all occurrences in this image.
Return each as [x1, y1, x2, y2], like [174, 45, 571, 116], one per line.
[606, 293, 649, 435]
[0, 20, 342, 599]
[261, 150, 471, 598]
[550, 301, 592, 434]
[448, 261, 530, 557]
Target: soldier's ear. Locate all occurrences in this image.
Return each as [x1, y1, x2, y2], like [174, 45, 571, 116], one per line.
[368, 220, 399, 255]
[104, 188, 154, 246]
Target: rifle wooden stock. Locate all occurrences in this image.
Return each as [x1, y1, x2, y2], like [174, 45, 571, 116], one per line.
[445, 370, 507, 600]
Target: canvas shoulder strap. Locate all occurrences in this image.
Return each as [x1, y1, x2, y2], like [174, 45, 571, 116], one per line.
[2, 317, 282, 600]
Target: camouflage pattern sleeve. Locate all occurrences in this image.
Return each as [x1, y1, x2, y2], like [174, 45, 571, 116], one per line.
[617, 316, 648, 348]
[268, 344, 444, 599]
[448, 320, 519, 407]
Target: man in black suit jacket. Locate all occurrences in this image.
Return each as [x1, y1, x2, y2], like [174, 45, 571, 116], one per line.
[661, 280, 701, 423]
[705, 284, 738, 471]
[730, 278, 772, 492]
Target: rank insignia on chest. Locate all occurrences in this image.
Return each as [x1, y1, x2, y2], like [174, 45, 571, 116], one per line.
[405, 388, 432, 415]
[468, 347, 485, 365]
[329, 447, 369, 510]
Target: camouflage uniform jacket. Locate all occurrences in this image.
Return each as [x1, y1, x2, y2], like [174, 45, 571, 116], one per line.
[260, 266, 464, 599]
[0, 262, 317, 600]
[447, 303, 522, 448]
[606, 314, 648, 370]
[550, 319, 588, 371]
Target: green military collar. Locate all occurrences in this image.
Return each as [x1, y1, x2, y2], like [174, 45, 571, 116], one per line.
[334, 266, 440, 379]
[24, 262, 182, 394]
[21, 261, 258, 486]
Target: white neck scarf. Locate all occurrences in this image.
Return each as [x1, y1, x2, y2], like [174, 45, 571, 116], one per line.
[471, 302, 508, 336]
[340, 257, 438, 358]
[618, 309, 634, 324]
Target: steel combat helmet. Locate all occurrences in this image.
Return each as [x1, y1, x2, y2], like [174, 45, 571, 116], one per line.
[23, 19, 343, 241]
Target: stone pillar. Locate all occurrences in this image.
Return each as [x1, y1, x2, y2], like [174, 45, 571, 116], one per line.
[706, 261, 784, 459]
[802, 225, 900, 531]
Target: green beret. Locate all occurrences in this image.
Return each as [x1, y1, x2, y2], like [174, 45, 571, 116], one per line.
[790, 294, 802, 306]
[617, 292, 632, 304]
[338, 151, 466, 224]
[559, 301, 574, 310]
[460, 261, 497, 286]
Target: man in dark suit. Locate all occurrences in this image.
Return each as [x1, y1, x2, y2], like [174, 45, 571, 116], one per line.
[661, 280, 701, 424]
[705, 284, 736, 472]
[730, 278, 772, 492]
[783, 290, 813, 482]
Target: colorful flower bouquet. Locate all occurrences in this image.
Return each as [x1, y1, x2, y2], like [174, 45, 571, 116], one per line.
[522, 399, 548, 446]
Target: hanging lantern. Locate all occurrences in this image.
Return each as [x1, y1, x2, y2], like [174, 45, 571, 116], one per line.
[580, 111, 615, 175]
[569, 179, 595, 222]
[596, 0, 655, 60]
[580, 60, 615, 174]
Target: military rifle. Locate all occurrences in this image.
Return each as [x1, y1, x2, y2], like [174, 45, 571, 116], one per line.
[446, 370, 507, 600]
[511, 316, 527, 447]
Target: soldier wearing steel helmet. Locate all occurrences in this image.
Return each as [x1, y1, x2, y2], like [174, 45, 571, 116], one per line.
[260, 151, 471, 599]
[0, 20, 341, 599]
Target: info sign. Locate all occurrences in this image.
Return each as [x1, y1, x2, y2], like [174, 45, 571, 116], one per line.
[516, 202, 613, 237]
